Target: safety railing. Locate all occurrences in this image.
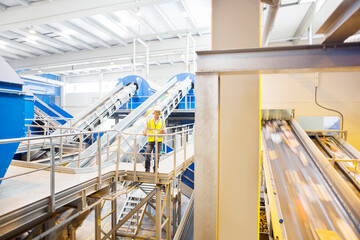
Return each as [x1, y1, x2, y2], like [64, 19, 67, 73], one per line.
[0, 124, 194, 213]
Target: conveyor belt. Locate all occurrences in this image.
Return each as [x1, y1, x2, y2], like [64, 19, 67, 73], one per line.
[70, 76, 193, 169]
[310, 134, 360, 198]
[262, 120, 360, 239]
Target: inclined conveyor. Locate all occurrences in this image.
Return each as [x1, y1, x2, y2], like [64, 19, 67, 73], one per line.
[262, 111, 360, 240]
[68, 74, 193, 170]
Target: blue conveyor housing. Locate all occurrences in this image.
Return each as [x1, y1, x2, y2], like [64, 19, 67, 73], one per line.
[0, 57, 26, 182]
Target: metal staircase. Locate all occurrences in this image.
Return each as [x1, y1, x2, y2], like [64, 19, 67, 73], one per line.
[118, 189, 147, 234]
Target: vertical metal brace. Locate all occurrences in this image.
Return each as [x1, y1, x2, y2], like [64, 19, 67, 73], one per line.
[155, 137, 159, 182]
[133, 38, 150, 79]
[115, 133, 121, 182]
[133, 136, 137, 181]
[173, 137, 177, 180]
[111, 182, 117, 240]
[186, 33, 196, 73]
[77, 134, 83, 168]
[49, 138, 55, 213]
[94, 203, 101, 240]
[59, 135, 63, 164]
[27, 130, 31, 162]
[97, 136, 102, 188]
[107, 134, 110, 162]
[156, 186, 161, 240]
[183, 131, 186, 171]
[166, 184, 171, 240]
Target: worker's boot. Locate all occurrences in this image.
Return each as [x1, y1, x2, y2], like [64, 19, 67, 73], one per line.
[145, 168, 150, 172]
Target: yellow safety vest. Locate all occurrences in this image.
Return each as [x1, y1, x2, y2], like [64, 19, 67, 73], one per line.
[147, 118, 165, 142]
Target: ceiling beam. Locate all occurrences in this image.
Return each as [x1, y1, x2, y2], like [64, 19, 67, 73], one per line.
[129, 10, 163, 41]
[0, 34, 51, 56]
[17, 0, 29, 7]
[20, 28, 80, 52]
[105, 13, 138, 37]
[82, 18, 128, 46]
[0, 50, 24, 60]
[62, 21, 112, 48]
[0, 45, 38, 58]
[9, 30, 65, 54]
[318, 0, 360, 43]
[9, 35, 210, 70]
[153, 5, 182, 39]
[0, 3, 7, 11]
[180, 0, 197, 29]
[40, 24, 96, 50]
[0, 0, 179, 33]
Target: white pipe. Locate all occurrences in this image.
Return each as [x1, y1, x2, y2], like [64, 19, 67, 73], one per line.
[186, 33, 196, 73]
[133, 38, 150, 79]
[261, 0, 281, 47]
[308, 24, 313, 45]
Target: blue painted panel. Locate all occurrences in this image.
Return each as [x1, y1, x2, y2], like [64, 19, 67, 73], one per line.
[183, 168, 194, 181]
[181, 175, 194, 189]
[34, 98, 66, 125]
[0, 89, 25, 181]
[49, 101, 73, 119]
[117, 75, 154, 97]
[188, 162, 194, 171]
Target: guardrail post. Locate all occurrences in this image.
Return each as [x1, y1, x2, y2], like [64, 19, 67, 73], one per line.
[155, 137, 159, 182]
[173, 137, 176, 180]
[50, 138, 55, 213]
[27, 130, 31, 162]
[77, 134, 83, 168]
[59, 136, 63, 164]
[156, 186, 161, 240]
[115, 133, 121, 182]
[133, 136, 137, 181]
[183, 131, 186, 171]
[107, 134, 110, 161]
[97, 135, 102, 188]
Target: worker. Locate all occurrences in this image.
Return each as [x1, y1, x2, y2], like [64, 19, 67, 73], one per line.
[142, 106, 166, 172]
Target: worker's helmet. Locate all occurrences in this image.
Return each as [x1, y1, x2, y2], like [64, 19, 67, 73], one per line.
[153, 106, 161, 114]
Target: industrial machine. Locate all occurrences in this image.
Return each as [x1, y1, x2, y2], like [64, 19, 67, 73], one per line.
[261, 110, 360, 240]
[0, 57, 26, 181]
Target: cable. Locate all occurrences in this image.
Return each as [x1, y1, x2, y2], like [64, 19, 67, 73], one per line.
[314, 86, 344, 131]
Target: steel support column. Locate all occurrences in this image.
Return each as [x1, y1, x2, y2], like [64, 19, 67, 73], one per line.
[156, 186, 162, 240]
[111, 183, 117, 240]
[95, 203, 101, 240]
[166, 184, 171, 239]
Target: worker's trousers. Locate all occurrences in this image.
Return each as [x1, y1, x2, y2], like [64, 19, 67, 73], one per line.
[145, 142, 162, 172]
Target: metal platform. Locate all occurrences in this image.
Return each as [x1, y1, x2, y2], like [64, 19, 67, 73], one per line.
[0, 141, 194, 239]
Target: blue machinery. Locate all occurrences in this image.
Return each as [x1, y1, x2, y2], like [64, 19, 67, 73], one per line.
[0, 58, 26, 181]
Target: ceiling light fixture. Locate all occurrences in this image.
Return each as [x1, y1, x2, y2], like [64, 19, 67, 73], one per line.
[136, 9, 142, 17]
[28, 28, 36, 34]
[0, 40, 8, 48]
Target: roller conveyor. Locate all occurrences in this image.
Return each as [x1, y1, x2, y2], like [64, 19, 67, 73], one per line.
[262, 119, 360, 239]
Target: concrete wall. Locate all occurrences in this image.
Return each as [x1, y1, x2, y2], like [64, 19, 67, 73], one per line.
[262, 71, 360, 149]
